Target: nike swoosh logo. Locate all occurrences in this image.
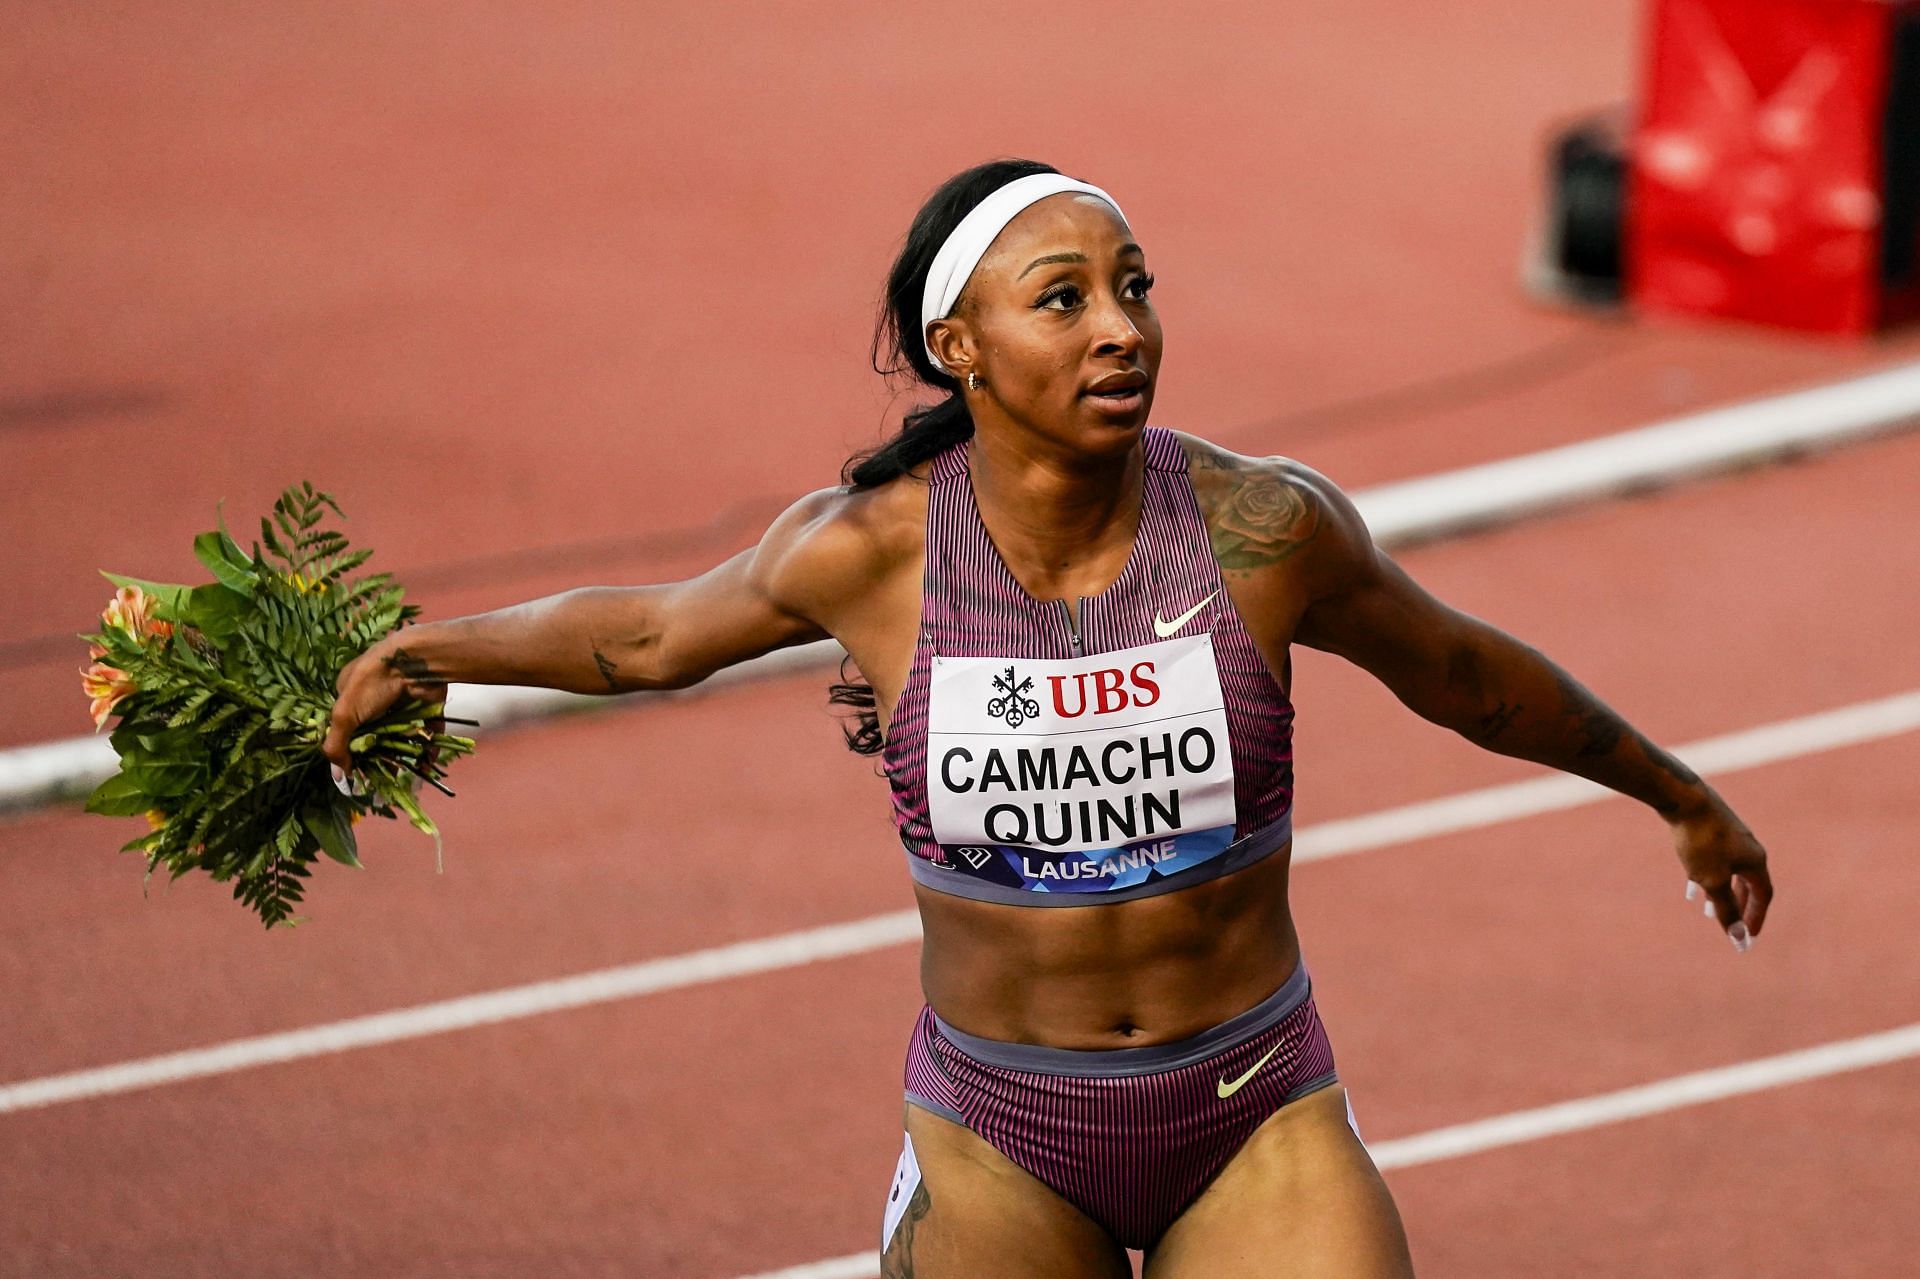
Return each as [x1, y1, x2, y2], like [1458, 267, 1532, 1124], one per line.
[1217, 1042, 1283, 1099]
[1153, 590, 1219, 639]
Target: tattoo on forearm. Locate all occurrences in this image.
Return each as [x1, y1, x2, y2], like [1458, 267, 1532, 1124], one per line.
[1445, 644, 1523, 741]
[1639, 728, 1701, 786]
[880, 1180, 931, 1279]
[382, 648, 443, 681]
[1555, 670, 1624, 758]
[1635, 727, 1703, 814]
[1450, 648, 1703, 814]
[591, 646, 621, 691]
[1445, 645, 1487, 704]
[1209, 470, 1321, 575]
[1478, 701, 1523, 740]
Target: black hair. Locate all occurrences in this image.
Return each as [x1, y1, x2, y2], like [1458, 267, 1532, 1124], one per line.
[827, 157, 1062, 755]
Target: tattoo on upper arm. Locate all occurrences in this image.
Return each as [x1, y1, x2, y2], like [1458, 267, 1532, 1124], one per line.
[590, 646, 621, 692]
[1207, 466, 1322, 576]
[1555, 670, 1625, 758]
[382, 648, 443, 681]
[1192, 448, 1244, 471]
[880, 1180, 931, 1279]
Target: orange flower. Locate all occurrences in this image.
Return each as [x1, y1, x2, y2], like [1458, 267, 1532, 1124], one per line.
[101, 584, 174, 643]
[349, 809, 362, 826]
[145, 809, 168, 830]
[80, 660, 138, 731]
[102, 584, 152, 634]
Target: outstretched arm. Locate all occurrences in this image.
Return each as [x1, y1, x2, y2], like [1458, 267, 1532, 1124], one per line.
[322, 487, 864, 767]
[1279, 460, 1772, 948]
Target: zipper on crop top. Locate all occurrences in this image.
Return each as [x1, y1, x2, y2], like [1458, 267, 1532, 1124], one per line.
[1057, 599, 1084, 656]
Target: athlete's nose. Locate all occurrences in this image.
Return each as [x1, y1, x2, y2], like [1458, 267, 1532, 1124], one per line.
[1089, 289, 1145, 360]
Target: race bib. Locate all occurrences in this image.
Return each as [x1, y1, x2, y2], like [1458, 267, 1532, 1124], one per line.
[925, 633, 1237, 893]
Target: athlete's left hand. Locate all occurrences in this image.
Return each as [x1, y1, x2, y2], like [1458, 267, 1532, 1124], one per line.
[1669, 794, 1772, 952]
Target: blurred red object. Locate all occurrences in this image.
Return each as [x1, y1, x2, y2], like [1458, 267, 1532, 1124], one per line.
[1627, 0, 1920, 334]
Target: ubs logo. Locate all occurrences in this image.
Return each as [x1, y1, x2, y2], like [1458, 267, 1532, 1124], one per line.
[987, 666, 1041, 728]
[1049, 662, 1161, 718]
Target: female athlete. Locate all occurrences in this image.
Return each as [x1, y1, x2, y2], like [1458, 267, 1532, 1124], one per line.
[323, 158, 1774, 1277]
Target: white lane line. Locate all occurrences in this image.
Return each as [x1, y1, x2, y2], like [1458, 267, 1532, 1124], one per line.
[3, 686, 1915, 1117]
[1, 640, 832, 813]
[739, 1260, 879, 1279]
[0, 911, 921, 1116]
[11, 359, 1919, 814]
[1369, 1022, 1920, 1168]
[1295, 688, 1920, 863]
[732, 1021, 1920, 1279]
[1359, 358, 1920, 545]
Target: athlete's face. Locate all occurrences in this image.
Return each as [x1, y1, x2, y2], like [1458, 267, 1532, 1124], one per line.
[927, 193, 1161, 456]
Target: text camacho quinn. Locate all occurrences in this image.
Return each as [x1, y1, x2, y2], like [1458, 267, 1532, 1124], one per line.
[923, 634, 1240, 893]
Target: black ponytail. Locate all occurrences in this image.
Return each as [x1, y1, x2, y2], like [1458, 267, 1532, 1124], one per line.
[828, 157, 1062, 755]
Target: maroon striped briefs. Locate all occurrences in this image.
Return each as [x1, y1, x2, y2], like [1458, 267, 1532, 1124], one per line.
[902, 961, 1340, 1250]
[882, 427, 1298, 907]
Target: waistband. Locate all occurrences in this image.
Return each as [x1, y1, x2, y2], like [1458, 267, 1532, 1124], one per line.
[929, 958, 1313, 1078]
[905, 810, 1293, 908]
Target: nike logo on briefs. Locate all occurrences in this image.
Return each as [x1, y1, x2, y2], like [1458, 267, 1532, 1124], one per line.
[1153, 591, 1219, 638]
[1216, 1041, 1284, 1099]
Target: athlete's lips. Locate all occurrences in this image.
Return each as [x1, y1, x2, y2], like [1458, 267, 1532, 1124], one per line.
[1084, 368, 1150, 397]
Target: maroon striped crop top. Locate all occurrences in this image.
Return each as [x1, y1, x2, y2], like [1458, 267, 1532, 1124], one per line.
[879, 428, 1296, 907]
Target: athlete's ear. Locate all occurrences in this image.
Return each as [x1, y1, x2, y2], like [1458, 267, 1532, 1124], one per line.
[925, 316, 978, 386]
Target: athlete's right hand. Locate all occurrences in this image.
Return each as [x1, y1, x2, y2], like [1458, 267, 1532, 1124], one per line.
[322, 635, 449, 788]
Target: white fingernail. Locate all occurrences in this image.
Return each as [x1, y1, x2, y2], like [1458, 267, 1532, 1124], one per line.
[1703, 898, 1715, 918]
[1685, 882, 1698, 901]
[1728, 921, 1752, 952]
[332, 765, 351, 796]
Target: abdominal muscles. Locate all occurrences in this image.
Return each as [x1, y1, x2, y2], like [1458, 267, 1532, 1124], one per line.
[914, 848, 1300, 1048]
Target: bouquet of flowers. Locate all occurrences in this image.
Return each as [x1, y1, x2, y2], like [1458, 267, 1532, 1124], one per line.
[78, 481, 476, 928]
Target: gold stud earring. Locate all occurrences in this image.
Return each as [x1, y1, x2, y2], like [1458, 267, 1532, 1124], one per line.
[967, 372, 982, 392]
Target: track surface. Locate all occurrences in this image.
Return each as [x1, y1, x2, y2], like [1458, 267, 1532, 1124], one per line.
[4, 4, 1918, 1277]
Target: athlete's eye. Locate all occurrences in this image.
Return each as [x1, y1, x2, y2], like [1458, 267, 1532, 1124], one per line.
[1126, 273, 1156, 301]
[1037, 284, 1082, 311]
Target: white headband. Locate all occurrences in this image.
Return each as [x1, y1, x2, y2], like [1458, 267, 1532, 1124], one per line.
[920, 172, 1128, 373]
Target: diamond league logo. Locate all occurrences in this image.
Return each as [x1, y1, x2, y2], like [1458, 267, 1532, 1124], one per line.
[986, 665, 1040, 728]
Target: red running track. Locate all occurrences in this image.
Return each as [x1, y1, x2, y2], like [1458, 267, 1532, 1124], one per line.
[7, 0, 1920, 744]
[5, 429, 1920, 1276]
[4, 3, 1920, 1276]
